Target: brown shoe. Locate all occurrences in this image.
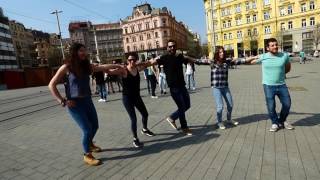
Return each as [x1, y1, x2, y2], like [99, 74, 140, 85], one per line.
[166, 117, 178, 130]
[90, 142, 102, 153]
[83, 153, 101, 166]
[182, 128, 193, 136]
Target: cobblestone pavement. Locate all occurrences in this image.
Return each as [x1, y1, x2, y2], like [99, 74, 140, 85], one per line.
[0, 59, 319, 180]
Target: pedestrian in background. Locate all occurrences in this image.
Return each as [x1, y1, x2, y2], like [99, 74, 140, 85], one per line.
[48, 43, 123, 166]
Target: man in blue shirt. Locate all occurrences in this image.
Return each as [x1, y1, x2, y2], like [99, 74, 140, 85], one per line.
[251, 38, 294, 132]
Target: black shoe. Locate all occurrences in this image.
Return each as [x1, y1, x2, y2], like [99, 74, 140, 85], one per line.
[164, 92, 167, 94]
[141, 129, 156, 137]
[160, 90, 163, 94]
[133, 138, 144, 148]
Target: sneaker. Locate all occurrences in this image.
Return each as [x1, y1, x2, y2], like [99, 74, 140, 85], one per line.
[151, 96, 158, 99]
[160, 90, 163, 94]
[217, 122, 226, 130]
[284, 121, 294, 130]
[163, 91, 167, 94]
[192, 87, 196, 91]
[90, 143, 102, 153]
[133, 138, 144, 148]
[98, 99, 105, 102]
[227, 120, 239, 126]
[269, 124, 279, 132]
[166, 117, 178, 130]
[182, 128, 193, 136]
[83, 153, 101, 166]
[141, 129, 156, 137]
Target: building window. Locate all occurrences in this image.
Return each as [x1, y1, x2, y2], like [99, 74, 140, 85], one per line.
[302, 32, 313, 39]
[153, 20, 158, 28]
[146, 22, 150, 30]
[162, 18, 167, 26]
[264, 26, 271, 34]
[155, 32, 159, 38]
[127, 46, 130, 52]
[130, 26, 135, 33]
[164, 30, 168, 37]
[124, 28, 128, 34]
[133, 45, 137, 51]
[236, 17, 242, 25]
[310, 1, 315, 10]
[148, 43, 152, 49]
[156, 41, 160, 48]
[302, 19, 306, 28]
[237, 31, 242, 39]
[264, 12, 270, 20]
[224, 33, 227, 40]
[245, 2, 250, 11]
[280, 7, 286, 16]
[310, 17, 315, 26]
[288, 5, 293, 14]
[247, 16, 251, 23]
[252, 1, 257, 9]
[229, 33, 233, 39]
[139, 35, 143, 41]
[264, 0, 270, 6]
[126, 38, 129, 43]
[281, 22, 285, 31]
[223, 21, 227, 28]
[253, 28, 258, 35]
[138, 24, 142, 31]
[253, 14, 257, 22]
[235, 4, 241, 13]
[248, 29, 252, 36]
[140, 44, 144, 50]
[288, 21, 293, 29]
[215, 35, 218, 41]
[147, 33, 151, 39]
[301, 3, 307, 12]
[227, 20, 231, 27]
[132, 36, 136, 42]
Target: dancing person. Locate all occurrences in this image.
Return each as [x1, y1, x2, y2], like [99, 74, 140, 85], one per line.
[48, 43, 123, 166]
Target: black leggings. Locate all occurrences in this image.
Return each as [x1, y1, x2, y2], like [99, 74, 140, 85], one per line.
[147, 75, 157, 96]
[122, 95, 148, 138]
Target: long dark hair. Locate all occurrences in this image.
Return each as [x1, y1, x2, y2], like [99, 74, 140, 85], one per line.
[213, 46, 226, 64]
[64, 43, 91, 77]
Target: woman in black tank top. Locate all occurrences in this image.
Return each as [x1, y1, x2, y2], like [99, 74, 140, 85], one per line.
[109, 52, 156, 148]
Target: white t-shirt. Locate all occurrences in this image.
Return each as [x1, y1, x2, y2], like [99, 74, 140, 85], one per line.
[185, 64, 193, 75]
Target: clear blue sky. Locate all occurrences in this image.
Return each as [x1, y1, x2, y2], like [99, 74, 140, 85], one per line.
[0, 0, 207, 43]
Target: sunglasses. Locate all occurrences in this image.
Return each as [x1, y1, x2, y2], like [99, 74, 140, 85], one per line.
[168, 45, 176, 48]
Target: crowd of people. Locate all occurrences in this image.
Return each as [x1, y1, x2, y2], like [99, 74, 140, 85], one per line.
[48, 38, 295, 166]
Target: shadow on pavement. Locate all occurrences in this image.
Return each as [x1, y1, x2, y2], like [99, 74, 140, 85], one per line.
[100, 123, 219, 161]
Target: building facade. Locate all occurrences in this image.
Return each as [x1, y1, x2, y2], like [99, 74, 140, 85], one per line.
[90, 23, 124, 63]
[30, 30, 50, 67]
[204, 0, 320, 58]
[9, 20, 35, 68]
[0, 8, 17, 70]
[121, 3, 188, 59]
[69, 21, 92, 53]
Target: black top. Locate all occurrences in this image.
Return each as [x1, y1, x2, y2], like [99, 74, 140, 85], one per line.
[122, 68, 140, 96]
[92, 71, 105, 84]
[156, 54, 188, 88]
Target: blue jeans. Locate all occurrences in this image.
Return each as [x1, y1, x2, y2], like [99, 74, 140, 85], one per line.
[186, 73, 195, 90]
[169, 87, 190, 129]
[159, 73, 167, 92]
[67, 97, 99, 153]
[122, 95, 148, 138]
[212, 87, 233, 123]
[263, 84, 291, 125]
[98, 83, 107, 100]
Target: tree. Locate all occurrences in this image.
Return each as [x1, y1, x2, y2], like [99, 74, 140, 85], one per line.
[47, 47, 63, 67]
[313, 23, 320, 51]
[201, 44, 208, 57]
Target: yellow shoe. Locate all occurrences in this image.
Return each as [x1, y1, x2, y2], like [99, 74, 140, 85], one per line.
[90, 143, 102, 153]
[83, 153, 101, 166]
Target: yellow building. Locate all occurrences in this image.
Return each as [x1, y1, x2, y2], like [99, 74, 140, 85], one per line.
[204, 0, 320, 58]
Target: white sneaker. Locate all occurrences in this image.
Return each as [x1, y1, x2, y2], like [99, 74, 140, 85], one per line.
[151, 96, 158, 99]
[98, 99, 105, 102]
[217, 122, 226, 130]
[227, 120, 239, 126]
[192, 87, 196, 91]
[269, 124, 279, 132]
[284, 121, 294, 130]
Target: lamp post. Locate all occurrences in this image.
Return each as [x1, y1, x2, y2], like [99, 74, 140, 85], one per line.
[51, 10, 65, 60]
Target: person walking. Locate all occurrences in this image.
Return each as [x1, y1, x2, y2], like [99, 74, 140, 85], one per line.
[185, 62, 196, 91]
[48, 43, 123, 166]
[92, 65, 107, 102]
[250, 38, 294, 132]
[147, 63, 158, 98]
[108, 52, 156, 148]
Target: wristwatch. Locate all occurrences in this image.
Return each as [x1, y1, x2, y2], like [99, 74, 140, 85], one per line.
[60, 98, 67, 107]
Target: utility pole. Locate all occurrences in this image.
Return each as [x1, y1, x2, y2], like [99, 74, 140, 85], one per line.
[51, 10, 65, 60]
[93, 27, 101, 62]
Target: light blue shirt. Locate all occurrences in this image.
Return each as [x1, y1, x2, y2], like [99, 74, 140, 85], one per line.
[256, 52, 291, 85]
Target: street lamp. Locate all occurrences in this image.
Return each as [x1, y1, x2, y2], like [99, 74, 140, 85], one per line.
[51, 10, 65, 60]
